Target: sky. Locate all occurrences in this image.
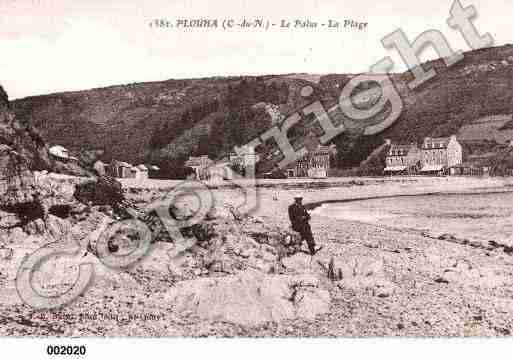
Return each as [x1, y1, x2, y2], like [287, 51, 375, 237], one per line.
[0, 0, 511, 99]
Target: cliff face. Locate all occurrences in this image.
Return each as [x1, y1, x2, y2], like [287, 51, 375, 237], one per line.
[0, 86, 51, 167]
[0, 86, 52, 206]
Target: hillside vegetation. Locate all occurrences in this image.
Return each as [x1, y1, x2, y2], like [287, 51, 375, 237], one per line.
[12, 44, 513, 178]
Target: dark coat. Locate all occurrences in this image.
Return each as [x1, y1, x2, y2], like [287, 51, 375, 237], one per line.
[288, 202, 311, 232]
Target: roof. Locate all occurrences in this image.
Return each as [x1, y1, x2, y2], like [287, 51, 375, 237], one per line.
[112, 160, 132, 168]
[235, 145, 256, 155]
[315, 145, 334, 155]
[384, 165, 407, 172]
[302, 145, 335, 157]
[388, 143, 418, 156]
[282, 145, 334, 170]
[422, 137, 453, 149]
[48, 145, 70, 159]
[185, 155, 213, 167]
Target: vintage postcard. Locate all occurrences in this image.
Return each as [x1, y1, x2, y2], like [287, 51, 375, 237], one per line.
[1, 0, 513, 352]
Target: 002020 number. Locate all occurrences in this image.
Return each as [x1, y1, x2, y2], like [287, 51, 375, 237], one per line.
[46, 345, 86, 355]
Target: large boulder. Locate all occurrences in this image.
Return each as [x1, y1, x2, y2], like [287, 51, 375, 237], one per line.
[73, 176, 131, 217]
[164, 270, 330, 326]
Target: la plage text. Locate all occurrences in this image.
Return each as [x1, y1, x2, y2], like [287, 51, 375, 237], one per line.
[149, 18, 368, 31]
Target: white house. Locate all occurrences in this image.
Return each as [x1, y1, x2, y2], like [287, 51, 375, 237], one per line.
[185, 155, 214, 181]
[384, 143, 421, 174]
[49, 145, 78, 161]
[110, 160, 134, 178]
[230, 145, 259, 175]
[420, 135, 463, 174]
[93, 160, 107, 176]
[206, 162, 234, 186]
[134, 164, 149, 180]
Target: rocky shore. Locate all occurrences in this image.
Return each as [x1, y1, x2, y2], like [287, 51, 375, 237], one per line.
[2, 175, 513, 337]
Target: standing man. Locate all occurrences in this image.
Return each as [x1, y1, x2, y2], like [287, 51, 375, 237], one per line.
[288, 195, 317, 255]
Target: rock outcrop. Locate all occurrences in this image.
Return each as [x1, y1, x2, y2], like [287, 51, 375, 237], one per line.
[0, 84, 97, 232]
[164, 270, 330, 326]
[0, 86, 49, 209]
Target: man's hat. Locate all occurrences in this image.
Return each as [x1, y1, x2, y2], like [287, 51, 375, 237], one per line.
[294, 195, 303, 199]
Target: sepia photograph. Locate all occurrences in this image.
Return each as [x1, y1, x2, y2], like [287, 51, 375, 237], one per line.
[1, 0, 513, 356]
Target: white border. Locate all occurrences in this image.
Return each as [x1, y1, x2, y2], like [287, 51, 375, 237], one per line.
[1, 338, 511, 359]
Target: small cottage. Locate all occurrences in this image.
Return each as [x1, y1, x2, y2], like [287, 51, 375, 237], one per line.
[229, 145, 259, 175]
[384, 143, 421, 175]
[148, 165, 160, 178]
[110, 160, 134, 178]
[185, 155, 214, 181]
[49, 145, 78, 162]
[135, 164, 149, 180]
[287, 145, 335, 178]
[208, 162, 234, 185]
